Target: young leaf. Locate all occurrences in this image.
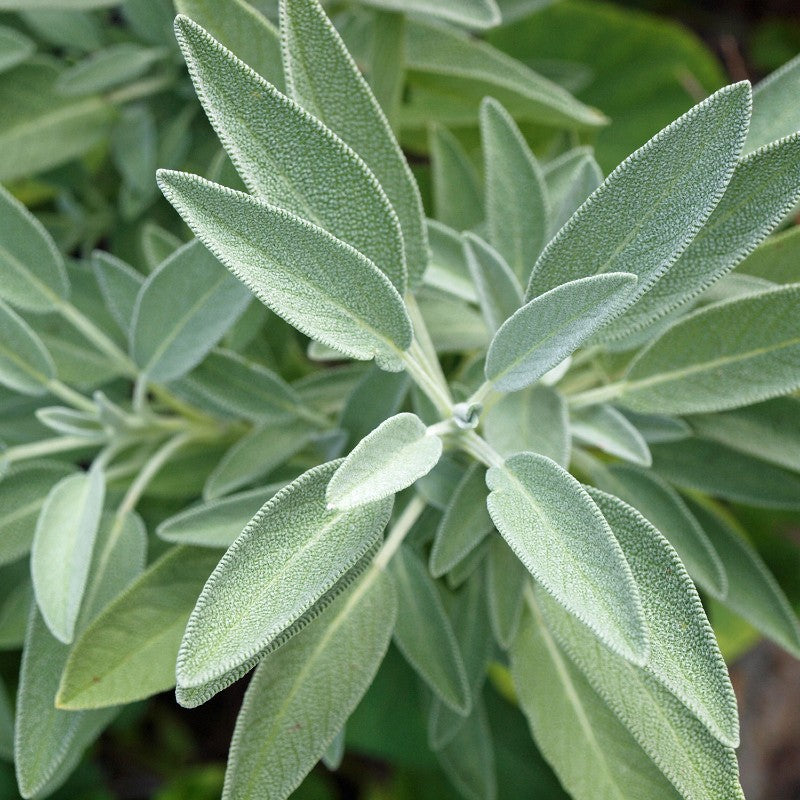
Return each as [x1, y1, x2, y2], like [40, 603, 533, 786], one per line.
[280, 0, 429, 286]
[91, 251, 144, 335]
[31, 464, 105, 644]
[526, 82, 751, 307]
[571, 404, 652, 466]
[485, 272, 637, 392]
[131, 239, 251, 382]
[0, 298, 56, 396]
[391, 544, 471, 714]
[0, 25, 34, 73]
[425, 219, 478, 303]
[430, 124, 483, 232]
[486, 452, 648, 663]
[222, 566, 397, 800]
[327, 413, 443, 510]
[462, 232, 523, 334]
[486, 535, 526, 649]
[481, 97, 549, 281]
[177, 461, 392, 705]
[543, 147, 603, 236]
[56, 547, 222, 710]
[157, 171, 413, 370]
[430, 463, 493, 578]
[0, 184, 69, 311]
[483, 384, 570, 467]
[360, 0, 500, 29]
[745, 53, 800, 153]
[174, 15, 406, 294]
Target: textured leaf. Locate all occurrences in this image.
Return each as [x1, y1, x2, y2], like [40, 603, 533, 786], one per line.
[157, 171, 413, 370]
[56, 547, 221, 710]
[481, 98, 548, 280]
[571, 404, 651, 466]
[131, 239, 251, 382]
[486, 535, 526, 649]
[485, 273, 637, 392]
[463, 232, 523, 334]
[430, 463, 493, 578]
[281, 0, 428, 286]
[619, 409, 692, 444]
[0, 184, 69, 312]
[486, 452, 647, 663]
[55, 43, 163, 96]
[620, 285, 800, 414]
[483, 384, 570, 467]
[0, 25, 33, 73]
[543, 147, 603, 236]
[360, 0, 500, 29]
[35, 407, 102, 439]
[430, 124, 483, 232]
[327, 413, 442, 510]
[0, 300, 56, 396]
[91, 251, 143, 335]
[425, 219, 478, 303]
[745, 53, 800, 153]
[140, 222, 181, 271]
[177, 461, 392, 705]
[175, 15, 406, 294]
[222, 566, 396, 800]
[391, 544, 470, 713]
[31, 464, 105, 644]
[526, 83, 751, 307]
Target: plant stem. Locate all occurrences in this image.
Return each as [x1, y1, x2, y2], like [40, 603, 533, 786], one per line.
[2, 435, 106, 464]
[459, 430, 504, 469]
[46, 379, 97, 413]
[405, 294, 449, 393]
[400, 349, 453, 418]
[567, 381, 627, 408]
[374, 494, 426, 570]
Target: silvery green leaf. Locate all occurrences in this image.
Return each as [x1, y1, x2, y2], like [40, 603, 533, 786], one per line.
[526, 83, 751, 306]
[736, 225, 800, 284]
[618, 409, 692, 444]
[619, 285, 800, 414]
[543, 147, 603, 236]
[157, 484, 285, 548]
[585, 487, 738, 746]
[183, 349, 304, 424]
[605, 133, 800, 338]
[176, 0, 284, 88]
[420, 289, 490, 353]
[294, 363, 368, 418]
[688, 397, 800, 473]
[327, 413, 443, 510]
[157, 171, 413, 370]
[486, 452, 648, 663]
[280, 0, 428, 287]
[483, 384, 570, 467]
[222, 566, 396, 800]
[571, 404, 652, 466]
[322, 727, 345, 771]
[425, 220, 478, 303]
[18, 9, 101, 51]
[430, 124, 483, 232]
[0, 184, 69, 312]
[177, 461, 392, 706]
[486, 535, 526, 649]
[391, 544, 471, 713]
[696, 273, 775, 304]
[174, 15, 406, 295]
[650, 438, 800, 510]
[112, 106, 158, 214]
[0, 460, 74, 567]
[31, 464, 105, 644]
[203, 418, 316, 500]
[359, 0, 500, 29]
[534, 586, 745, 800]
[687, 499, 800, 659]
[91, 251, 143, 335]
[0, 61, 113, 182]
[511, 605, 684, 800]
[140, 222, 182, 272]
[0, 25, 33, 74]
[417, 456, 466, 511]
[586, 462, 727, 598]
[485, 272, 637, 392]
[404, 19, 607, 130]
[54, 43, 164, 96]
[463, 232, 523, 334]
[56, 547, 221, 710]
[445, 539, 488, 590]
[366, 10, 404, 128]
[430, 464, 493, 578]
[35, 407, 102, 439]
[745, 53, 800, 153]
[131, 239, 251, 382]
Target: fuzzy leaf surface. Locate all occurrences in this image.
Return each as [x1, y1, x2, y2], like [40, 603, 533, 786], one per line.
[745, 53, 800, 153]
[486, 536, 526, 649]
[571, 404, 651, 466]
[430, 125, 483, 232]
[91, 251, 143, 335]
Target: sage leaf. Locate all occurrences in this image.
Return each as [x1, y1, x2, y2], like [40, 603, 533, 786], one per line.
[157, 171, 413, 370]
[430, 463, 493, 578]
[322, 727, 345, 771]
[54, 43, 164, 96]
[140, 221, 181, 271]
[0, 181, 69, 312]
[486, 452, 648, 664]
[56, 547, 222, 710]
[281, 0, 428, 286]
[526, 82, 751, 306]
[0, 25, 33, 74]
[486, 535, 526, 649]
[463, 232, 523, 334]
[35, 406, 102, 439]
[360, 0, 500, 29]
[619, 409, 692, 444]
[177, 461, 393, 705]
[430, 124, 483, 232]
[222, 566, 396, 800]
[620, 285, 800, 414]
[745, 53, 800, 153]
[481, 97, 549, 281]
[483, 384, 570, 467]
[174, 15, 406, 294]
[0, 299, 56, 396]
[327, 413, 443, 510]
[425, 219, 478, 303]
[391, 544, 471, 713]
[31, 464, 105, 644]
[543, 147, 603, 236]
[571, 404, 652, 466]
[736, 221, 800, 284]
[131, 239, 251, 382]
[91, 251, 143, 335]
[485, 272, 637, 392]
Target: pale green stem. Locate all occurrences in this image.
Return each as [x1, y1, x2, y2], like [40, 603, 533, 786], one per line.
[405, 293, 449, 393]
[132, 375, 149, 414]
[2, 435, 106, 464]
[106, 73, 174, 105]
[400, 350, 453, 418]
[374, 494, 426, 570]
[568, 381, 627, 409]
[459, 430, 504, 469]
[46, 379, 97, 413]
